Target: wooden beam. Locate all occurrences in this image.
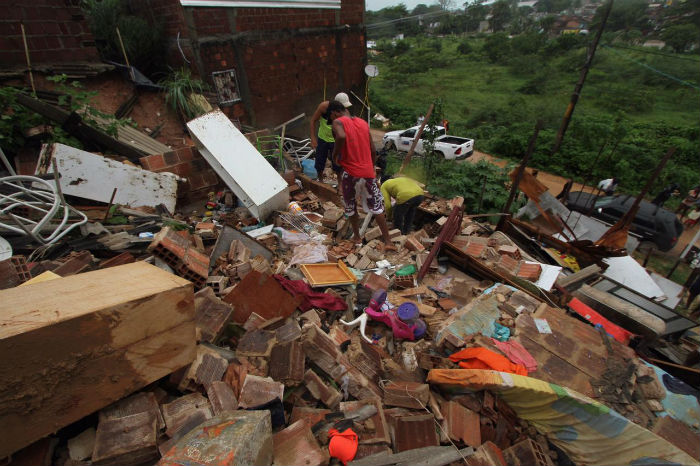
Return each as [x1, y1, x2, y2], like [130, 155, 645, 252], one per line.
[399, 103, 434, 174]
[14, 93, 147, 161]
[0, 262, 196, 458]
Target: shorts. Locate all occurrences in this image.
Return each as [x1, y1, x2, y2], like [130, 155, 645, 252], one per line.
[341, 173, 385, 217]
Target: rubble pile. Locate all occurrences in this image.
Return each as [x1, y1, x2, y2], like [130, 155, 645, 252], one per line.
[1, 115, 699, 466]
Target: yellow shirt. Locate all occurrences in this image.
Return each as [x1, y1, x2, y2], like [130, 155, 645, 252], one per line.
[381, 177, 424, 213]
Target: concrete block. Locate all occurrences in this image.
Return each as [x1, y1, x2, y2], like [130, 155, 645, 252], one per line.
[158, 411, 273, 465]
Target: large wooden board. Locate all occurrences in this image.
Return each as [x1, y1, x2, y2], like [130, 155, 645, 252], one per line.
[516, 306, 634, 382]
[0, 262, 196, 458]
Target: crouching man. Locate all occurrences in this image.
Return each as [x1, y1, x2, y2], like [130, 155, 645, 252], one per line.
[328, 100, 396, 252]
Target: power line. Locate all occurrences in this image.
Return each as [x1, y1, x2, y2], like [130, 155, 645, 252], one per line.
[607, 43, 700, 62]
[601, 45, 700, 90]
[366, 10, 452, 29]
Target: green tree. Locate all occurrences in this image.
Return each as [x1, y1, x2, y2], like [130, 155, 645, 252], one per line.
[592, 0, 649, 32]
[539, 15, 556, 34]
[464, 2, 488, 31]
[482, 32, 511, 62]
[490, 0, 512, 32]
[661, 24, 700, 53]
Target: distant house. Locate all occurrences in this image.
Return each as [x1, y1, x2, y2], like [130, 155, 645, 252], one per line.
[517, 0, 539, 9]
[643, 40, 666, 49]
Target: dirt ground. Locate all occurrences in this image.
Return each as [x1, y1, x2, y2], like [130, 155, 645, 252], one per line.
[370, 128, 699, 256]
[84, 71, 190, 150]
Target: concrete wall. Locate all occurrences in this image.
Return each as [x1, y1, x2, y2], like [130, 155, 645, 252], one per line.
[0, 0, 100, 67]
[132, 0, 367, 129]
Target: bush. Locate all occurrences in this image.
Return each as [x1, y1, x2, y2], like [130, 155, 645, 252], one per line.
[457, 40, 473, 55]
[83, 0, 165, 75]
[482, 33, 511, 63]
[159, 68, 210, 121]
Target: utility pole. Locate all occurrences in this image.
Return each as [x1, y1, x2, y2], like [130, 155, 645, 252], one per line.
[551, 0, 614, 155]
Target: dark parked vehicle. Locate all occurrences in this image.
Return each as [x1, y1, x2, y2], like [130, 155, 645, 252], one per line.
[564, 191, 684, 251]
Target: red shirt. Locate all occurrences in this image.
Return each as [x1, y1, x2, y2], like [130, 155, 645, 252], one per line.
[337, 116, 375, 178]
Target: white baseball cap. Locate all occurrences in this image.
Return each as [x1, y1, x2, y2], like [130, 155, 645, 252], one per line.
[334, 92, 352, 108]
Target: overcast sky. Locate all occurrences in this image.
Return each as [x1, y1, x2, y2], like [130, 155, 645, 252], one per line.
[366, 0, 436, 11]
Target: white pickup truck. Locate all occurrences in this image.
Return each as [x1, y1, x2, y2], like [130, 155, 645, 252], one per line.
[382, 126, 474, 160]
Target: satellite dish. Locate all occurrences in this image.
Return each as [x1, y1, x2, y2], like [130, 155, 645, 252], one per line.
[364, 65, 379, 77]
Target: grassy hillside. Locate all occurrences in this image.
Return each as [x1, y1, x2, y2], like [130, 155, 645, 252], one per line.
[368, 34, 700, 198]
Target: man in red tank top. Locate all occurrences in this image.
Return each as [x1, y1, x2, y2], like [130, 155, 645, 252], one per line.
[327, 100, 396, 251]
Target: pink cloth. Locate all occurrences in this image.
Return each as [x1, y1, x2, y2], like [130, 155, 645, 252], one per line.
[492, 339, 538, 372]
[273, 275, 347, 312]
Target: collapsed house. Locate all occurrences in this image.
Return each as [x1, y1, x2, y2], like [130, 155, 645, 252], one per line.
[1, 100, 699, 466]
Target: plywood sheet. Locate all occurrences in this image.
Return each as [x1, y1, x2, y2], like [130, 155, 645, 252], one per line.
[0, 262, 196, 458]
[37, 143, 179, 212]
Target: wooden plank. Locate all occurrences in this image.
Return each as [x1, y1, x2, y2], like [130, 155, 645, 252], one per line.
[556, 264, 601, 288]
[515, 335, 594, 397]
[0, 262, 196, 458]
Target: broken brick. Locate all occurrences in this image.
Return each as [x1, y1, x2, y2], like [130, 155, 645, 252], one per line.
[92, 412, 158, 466]
[98, 252, 135, 269]
[382, 381, 430, 410]
[516, 262, 542, 281]
[206, 381, 239, 415]
[238, 374, 284, 409]
[443, 401, 481, 447]
[99, 392, 164, 432]
[160, 393, 212, 438]
[503, 438, 554, 466]
[340, 399, 390, 445]
[273, 420, 329, 466]
[303, 369, 342, 408]
[393, 413, 439, 452]
[269, 341, 305, 385]
[194, 287, 233, 343]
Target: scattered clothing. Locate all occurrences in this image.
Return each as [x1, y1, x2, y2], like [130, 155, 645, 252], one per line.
[449, 346, 528, 376]
[492, 339, 538, 372]
[273, 275, 347, 312]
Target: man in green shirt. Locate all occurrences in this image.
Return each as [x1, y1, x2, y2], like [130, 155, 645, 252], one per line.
[310, 92, 350, 180]
[381, 176, 425, 234]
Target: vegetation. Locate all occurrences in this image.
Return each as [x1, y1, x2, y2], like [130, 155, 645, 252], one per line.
[368, 24, 699, 202]
[0, 75, 130, 154]
[384, 152, 520, 215]
[159, 68, 210, 121]
[82, 0, 166, 75]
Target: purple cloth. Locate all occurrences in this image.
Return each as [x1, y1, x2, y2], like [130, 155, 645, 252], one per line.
[273, 274, 347, 312]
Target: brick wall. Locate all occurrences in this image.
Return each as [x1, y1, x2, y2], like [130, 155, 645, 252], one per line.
[0, 0, 100, 66]
[139, 146, 221, 196]
[129, 0, 366, 128]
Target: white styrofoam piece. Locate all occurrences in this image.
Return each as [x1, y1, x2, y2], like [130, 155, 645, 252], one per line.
[246, 224, 274, 238]
[522, 260, 562, 291]
[186, 111, 289, 220]
[649, 272, 683, 308]
[602, 255, 666, 300]
[36, 143, 180, 212]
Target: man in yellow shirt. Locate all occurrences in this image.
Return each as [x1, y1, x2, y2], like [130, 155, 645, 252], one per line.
[310, 92, 350, 181]
[381, 176, 424, 234]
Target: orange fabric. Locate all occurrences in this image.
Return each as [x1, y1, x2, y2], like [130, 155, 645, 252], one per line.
[449, 347, 528, 376]
[328, 428, 358, 465]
